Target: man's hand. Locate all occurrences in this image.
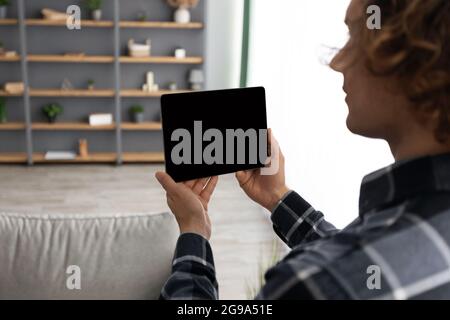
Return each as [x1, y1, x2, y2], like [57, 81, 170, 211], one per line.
[236, 129, 290, 212]
[155, 172, 219, 240]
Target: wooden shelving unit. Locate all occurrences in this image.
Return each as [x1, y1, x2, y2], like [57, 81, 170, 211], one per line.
[0, 1, 205, 165]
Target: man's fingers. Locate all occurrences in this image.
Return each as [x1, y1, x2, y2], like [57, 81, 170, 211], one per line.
[236, 170, 253, 186]
[200, 176, 219, 202]
[155, 171, 178, 193]
[184, 179, 196, 188]
[193, 177, 209, 194]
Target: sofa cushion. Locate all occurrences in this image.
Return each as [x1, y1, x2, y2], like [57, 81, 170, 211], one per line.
[0, 211, 178, 300]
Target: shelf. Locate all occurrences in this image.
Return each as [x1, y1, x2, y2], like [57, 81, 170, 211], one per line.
[120, 56, 203, 64]
[28, 122, 162, 131]
[0, 90, 23, 97]
[0, 153, 27, 163]
[122, 152, 165, 163]
[29, 89, 115, 97]
[0, 122, 26, 130]
[121, 122, 162, 131]
[120, 89, 189, 97]
[26, 19, 114, 28]
[0, 152, 164, 164]
[0, 55, 20, 62]
[28, 54, 114, 63]
[21, 19, 203, 29]
[13, 89, 189, 98]
[0, 55, 202, 64]
[119, 21, 203, 29]
[32, 122, 115, 130]
[32, 152, 117, 163]
[0, 19, 17, 26]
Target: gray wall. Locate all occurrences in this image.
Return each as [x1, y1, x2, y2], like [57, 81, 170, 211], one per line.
[0, 0, 205, 156]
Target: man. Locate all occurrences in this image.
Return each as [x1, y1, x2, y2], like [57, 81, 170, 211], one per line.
[156, 0, 450, 299]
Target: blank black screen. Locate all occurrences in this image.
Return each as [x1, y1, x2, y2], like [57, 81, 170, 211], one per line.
[161, 87, 268, 182]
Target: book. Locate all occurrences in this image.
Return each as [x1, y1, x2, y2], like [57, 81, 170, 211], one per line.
[89, 113, 113, 126]
[44, 151, 77, 160]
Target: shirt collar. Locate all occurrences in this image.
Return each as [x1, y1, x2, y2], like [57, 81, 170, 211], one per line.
[359, 152, 450, 216]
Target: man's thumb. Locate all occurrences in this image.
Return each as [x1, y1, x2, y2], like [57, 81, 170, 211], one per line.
[155, 171, 177, 192]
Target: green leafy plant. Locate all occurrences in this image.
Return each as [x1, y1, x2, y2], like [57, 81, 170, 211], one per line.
[0, 0, 10, 7]
[84, 0, 102, 11]
[129, 105, 144, 114]
[246, 240, 282, 299]
[0, 41, 4, 48]
[87, 79, 95, 89]
[42, 103, 63, 123]
[0, 97, 7, 123]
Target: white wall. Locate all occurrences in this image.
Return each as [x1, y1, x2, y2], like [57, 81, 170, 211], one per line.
[247, 0, 394, 227]
[205, 0, 243, 90]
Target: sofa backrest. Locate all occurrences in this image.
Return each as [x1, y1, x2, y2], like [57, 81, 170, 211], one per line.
[0, 211, 178, 300]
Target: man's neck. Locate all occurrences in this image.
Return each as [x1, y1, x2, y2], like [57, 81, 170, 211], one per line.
[388, 129, 450, 162]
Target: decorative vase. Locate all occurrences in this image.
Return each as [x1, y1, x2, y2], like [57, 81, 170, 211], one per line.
[132, 112, 144, 123]
[46, 116, 57, 124]
[92, 9, 102, 21]
[174, 6, 190, 23]
[0, 6, 7, 19]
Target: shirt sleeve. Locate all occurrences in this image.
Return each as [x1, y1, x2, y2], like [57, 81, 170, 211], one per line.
[159, 233, 218, 300]
[271, 190, 339, 248]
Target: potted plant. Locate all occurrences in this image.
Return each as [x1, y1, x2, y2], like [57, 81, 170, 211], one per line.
[42, 103, 63, 123]
[136, 11, 147, 22]
[85, 0, 102, 21]
[129, 105, 144, 123]
[0, 0, 10, 20]
[166, 0, 199, 24]
[87, 79, 95, 90]
[0, 97, 7, 123]
[0, 40, 4, 55]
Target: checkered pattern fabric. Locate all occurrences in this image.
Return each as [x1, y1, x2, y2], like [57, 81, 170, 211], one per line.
[160, 153, 450, 300]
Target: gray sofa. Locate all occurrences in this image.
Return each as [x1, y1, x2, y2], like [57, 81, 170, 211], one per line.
[0, 211, 179, 299]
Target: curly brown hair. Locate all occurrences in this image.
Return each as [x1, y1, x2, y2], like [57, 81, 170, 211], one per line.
[356, 0, 450, 142]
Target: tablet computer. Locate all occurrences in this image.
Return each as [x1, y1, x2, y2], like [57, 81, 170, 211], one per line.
[160, 87, 268, 182]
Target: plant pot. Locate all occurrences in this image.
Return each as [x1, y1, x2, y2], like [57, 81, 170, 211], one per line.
[174, 7, 190, 23]
[132, 112, 144, 123]
[88, 84, 94, 90]
[91, 9, 102, 21]
[0, 6, 7, 19]
[0, 108, 6, 123]
[46, 116, 57, 124]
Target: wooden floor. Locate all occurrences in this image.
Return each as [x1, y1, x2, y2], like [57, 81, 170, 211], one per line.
[0, 165, 282, 300]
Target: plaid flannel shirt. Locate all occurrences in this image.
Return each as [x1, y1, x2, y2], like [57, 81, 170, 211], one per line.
[160, 153, 450, 300]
